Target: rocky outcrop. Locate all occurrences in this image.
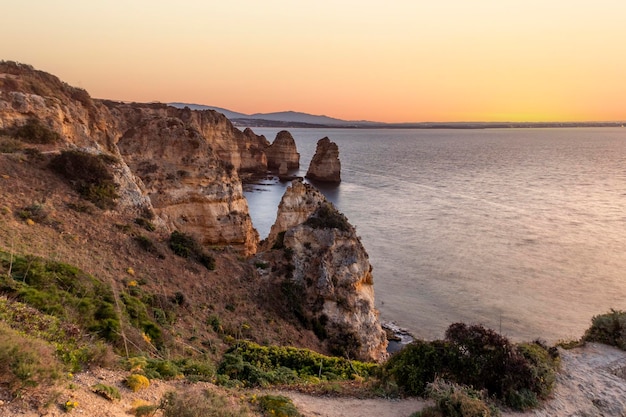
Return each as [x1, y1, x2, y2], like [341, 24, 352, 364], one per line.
[0, 62, 259, 255]
[262, 180, 388, 362]
[115, 110, 259, 255]
[306, 137, 341, 183]
[265, 130, 300, 170]
[264, 180, 322, 249]
[0, 62, 151, 212]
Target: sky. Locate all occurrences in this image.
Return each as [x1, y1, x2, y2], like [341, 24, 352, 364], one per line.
[2, 1, 626, 123]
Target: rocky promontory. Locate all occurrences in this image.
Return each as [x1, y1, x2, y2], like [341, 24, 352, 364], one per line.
[306, 137, 341, 183]
[260, 180, 388, 362]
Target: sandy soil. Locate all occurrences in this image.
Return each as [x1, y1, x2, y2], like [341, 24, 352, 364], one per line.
[2, 343, 626, 417]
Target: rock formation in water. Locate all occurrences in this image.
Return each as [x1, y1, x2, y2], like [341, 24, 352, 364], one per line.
[265, 130, 300, 170]
[0, 62, 259, 255]
[305, 137, 341, 183]
[261, 180, 388, 362]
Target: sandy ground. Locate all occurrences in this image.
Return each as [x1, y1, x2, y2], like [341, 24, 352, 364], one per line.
[2, 343, 626, 417]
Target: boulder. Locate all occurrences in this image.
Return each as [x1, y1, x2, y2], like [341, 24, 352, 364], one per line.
[305, 137, 341, 183]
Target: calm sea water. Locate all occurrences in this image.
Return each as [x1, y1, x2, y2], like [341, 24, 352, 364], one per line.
[244, 127, 626, 343]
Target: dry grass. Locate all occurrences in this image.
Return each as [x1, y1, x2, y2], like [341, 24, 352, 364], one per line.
[0, 153, 324, 365]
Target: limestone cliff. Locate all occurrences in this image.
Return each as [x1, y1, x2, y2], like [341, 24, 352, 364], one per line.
[0, 62, 258, 255]
[265, 130, 300, 170]
[306, 137, 341, 183]
[262, 180, 388, 362]
[113, 107, 259, 255]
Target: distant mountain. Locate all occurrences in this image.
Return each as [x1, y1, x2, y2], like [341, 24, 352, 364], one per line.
[167, 102, 380, 127]
[168, 103, 626, 129]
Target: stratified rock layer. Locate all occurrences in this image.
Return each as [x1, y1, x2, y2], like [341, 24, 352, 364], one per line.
[306, 137, 341, 183]
[114, 108, 259, 255]
[265, 130, 300, 170]
[264, 180, 388, 362]
[0, 62, 259, 255]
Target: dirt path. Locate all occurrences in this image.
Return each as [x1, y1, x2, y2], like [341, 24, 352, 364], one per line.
[273, 391, 427, 417]
[3, 343, 626, 417]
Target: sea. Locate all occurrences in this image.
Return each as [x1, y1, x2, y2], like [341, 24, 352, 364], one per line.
[243, 127, 626, 343]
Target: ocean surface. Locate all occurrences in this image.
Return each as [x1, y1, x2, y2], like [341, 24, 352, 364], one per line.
[243, 127, 626, 343]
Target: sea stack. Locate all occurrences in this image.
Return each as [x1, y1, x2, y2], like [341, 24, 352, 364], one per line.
[265, 130, 300, 170]
[263, 180, 388, 362]
[305, 137, 341, 183]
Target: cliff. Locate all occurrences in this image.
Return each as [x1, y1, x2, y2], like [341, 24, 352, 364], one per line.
[0, 62, 259, 254]
[261, 180, 388, 362]
[112, 104, 259, 255]
[306, 137, 341, 183]
[265, 130, 300, 170]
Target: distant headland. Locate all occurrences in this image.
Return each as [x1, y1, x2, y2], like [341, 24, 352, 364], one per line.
[169, 102, 625, 130]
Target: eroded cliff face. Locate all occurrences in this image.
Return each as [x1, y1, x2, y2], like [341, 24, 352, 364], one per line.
[306, 137, 341, 183]
[261, 180, 388, 362]
[0, 64, 151, 211]
[0, 62, 259, 255]
[114, 107, 259, 255]
[265, 130, 300, 170]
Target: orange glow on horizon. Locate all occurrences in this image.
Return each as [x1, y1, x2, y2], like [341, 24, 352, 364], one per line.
[2, 1, 625, 123]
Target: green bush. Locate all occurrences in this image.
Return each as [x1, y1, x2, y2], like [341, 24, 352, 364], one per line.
[125, 374, 150, 392]
[304, 203, 351, 232]
[135, 217, 156, 231]
[134, 235, 162, 257]
[384, 323, 559, 411]
[256, 395, 301, 417]
[0, 296, 113, 372]
[0, 136, 24, 153]
[92, 383, 121, 401]
[49, 150, 119, 209]
[384, 339, 454, 396]
[583, 309, 626, 350]
[169, 231, 215, 270]
[13, 118, 61, 144]
[0, 322, 63, 398]
[0, 250, 122, 344]
[217, 341, 378, 388]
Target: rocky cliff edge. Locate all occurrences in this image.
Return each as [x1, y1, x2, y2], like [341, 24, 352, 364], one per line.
[260, 180, 388, 362]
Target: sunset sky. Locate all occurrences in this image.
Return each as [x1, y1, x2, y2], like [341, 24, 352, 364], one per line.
[2, 1, 626, 123]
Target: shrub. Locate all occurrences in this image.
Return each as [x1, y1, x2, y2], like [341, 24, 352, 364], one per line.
[272, 231, 286, 250]
[133, 235, 162, 257]
[0, 250, 122, 345]
[217, 341, 378, 388]
[125, 374, 150, 392]
[0, 136, 24, 152]
[49, 150, 119, 209]
[255, 394, 301, 417]
[304, 203, 351, 232]
[160, 388, 250, 417]
[130, 400, 158, 417]
[385, 323, 559, 410]
[92, 383, 121, 401]
[135, 217, 156, 231]
[13, 118, 61, 144]
[0, 322, 63, 398]
[583, 309, 626, 350]
[384, 339, 454, 396]
[168, 231, 215, 270]
[416, 378, 500, 417]
[16, 203, 49, 223]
